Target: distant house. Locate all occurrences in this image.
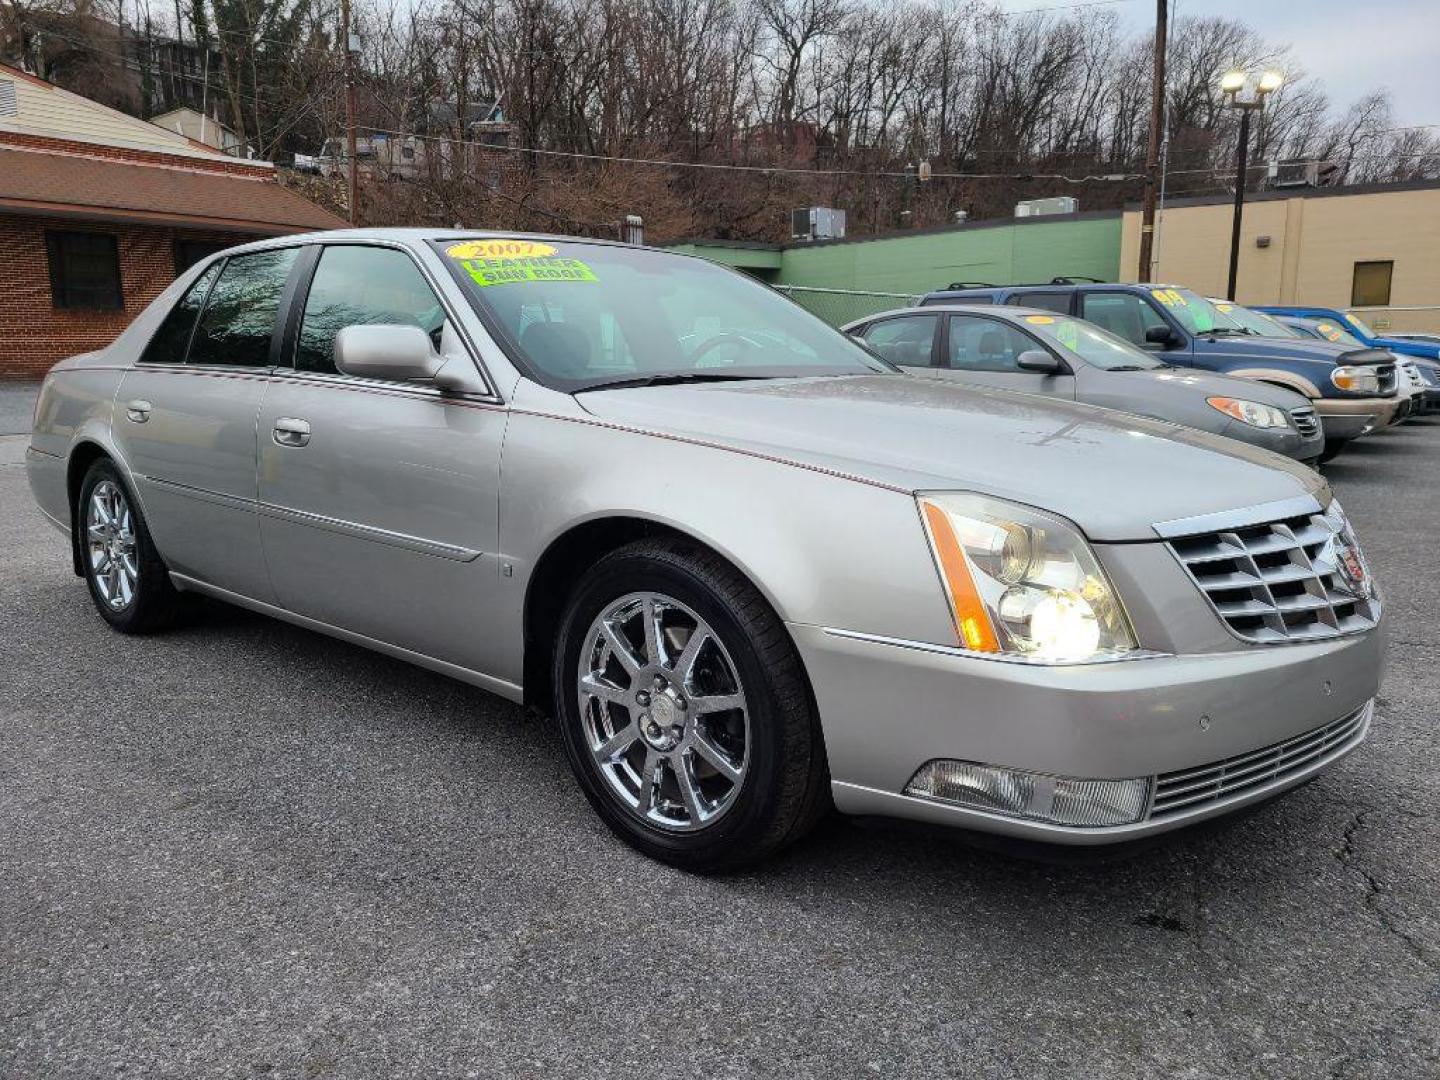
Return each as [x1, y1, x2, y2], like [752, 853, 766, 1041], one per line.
[0, 62, 346, 378]
[148, 106, 247, 157]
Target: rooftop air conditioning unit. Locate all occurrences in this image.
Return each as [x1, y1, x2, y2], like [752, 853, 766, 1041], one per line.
[1015, 196, 1079, 218]
[791, 206, 847, 241]
[1269, 160, 1340, 189]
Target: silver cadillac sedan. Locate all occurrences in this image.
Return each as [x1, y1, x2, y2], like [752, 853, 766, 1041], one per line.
[25, 230, 1385, 870]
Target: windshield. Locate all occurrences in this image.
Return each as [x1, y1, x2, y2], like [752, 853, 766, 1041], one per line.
[1017, 314, 1166, 370]
[1211, 301, 1297, 338]
[1308, 319, 1366, 348]
[431, 238, 894, 389]
[1342, 312, 1377, 339]
[1146, 287, 1244, 336]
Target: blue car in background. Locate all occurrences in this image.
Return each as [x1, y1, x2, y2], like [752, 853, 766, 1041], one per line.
[920, 282, 1401, 460]
[1256, 305, 1440, 363]
[1275, 313, 1440, 414]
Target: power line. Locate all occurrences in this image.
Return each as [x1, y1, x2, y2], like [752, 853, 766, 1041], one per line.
[358, 125, 1145, 183]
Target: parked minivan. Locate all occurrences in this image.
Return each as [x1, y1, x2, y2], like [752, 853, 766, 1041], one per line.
[920, 283, 1400, 460]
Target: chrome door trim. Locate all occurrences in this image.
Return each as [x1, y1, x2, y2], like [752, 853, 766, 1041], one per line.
[265, 366, 506, 409]
[137, 473, 256, 512]
[169, 572, 523, 703]
[256, 500, 483, 562]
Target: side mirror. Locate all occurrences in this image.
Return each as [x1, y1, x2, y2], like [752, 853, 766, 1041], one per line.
[1145, 324, 1178, 348]
[1016, 349, 1063, 374]
[335, 324, 468, 390]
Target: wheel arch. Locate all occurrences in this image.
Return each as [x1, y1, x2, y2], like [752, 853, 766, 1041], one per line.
[1225, 368, 1322, 399]
[521, 515, 795, 717]
[65, 440, 114, 576]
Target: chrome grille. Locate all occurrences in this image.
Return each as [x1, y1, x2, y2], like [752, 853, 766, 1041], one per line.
[1151, 703, 1371, 819]
[1168, 503, 1379, 643]
[1289, 406, 1319, 438]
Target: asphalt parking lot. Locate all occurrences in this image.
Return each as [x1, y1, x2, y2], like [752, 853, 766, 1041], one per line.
[1, 394, 1437, 1079]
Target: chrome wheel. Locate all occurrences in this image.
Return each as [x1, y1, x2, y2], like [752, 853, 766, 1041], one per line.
[578, 592, 750, 831]
[86, 480, 138, 610]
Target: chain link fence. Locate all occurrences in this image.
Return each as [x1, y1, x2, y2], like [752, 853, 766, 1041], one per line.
[772, 285, 921, 328]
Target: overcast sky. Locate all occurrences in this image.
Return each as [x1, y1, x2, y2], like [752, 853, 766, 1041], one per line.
[1000, 0, 1439, 128]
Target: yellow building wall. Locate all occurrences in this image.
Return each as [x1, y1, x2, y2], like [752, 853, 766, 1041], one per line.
[1121, 186, 1440, 332]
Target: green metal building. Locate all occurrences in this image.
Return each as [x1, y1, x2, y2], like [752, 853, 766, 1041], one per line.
[669, 211, 1124, 324]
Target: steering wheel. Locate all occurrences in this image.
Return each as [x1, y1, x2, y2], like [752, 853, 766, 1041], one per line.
[689, 332, 762, 366]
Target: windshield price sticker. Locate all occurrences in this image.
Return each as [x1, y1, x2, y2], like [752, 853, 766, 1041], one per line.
[446, 239, 557, 260]
[461, 256, 598, 288]
[1318, 322, 1343, 341]
[1056, 321, 1079, 349]
[1024, 315, 1056, 324]
[445, 239, 598, 287]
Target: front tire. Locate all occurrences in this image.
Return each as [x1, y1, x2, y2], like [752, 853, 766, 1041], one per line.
[553, 538, 829, 872]
[77, 459, 187, 633]
[1319, 437, 1350, 464]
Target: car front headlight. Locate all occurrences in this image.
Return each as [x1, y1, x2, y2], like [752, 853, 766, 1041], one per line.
[1331, 365, 1381, 394]
[1206, 396, 1291, 429]
[918, 492, 1139, 663]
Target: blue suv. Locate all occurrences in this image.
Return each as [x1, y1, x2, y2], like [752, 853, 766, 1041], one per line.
[1255, 305, 1440, 363]
[920, 283, 1400, 460]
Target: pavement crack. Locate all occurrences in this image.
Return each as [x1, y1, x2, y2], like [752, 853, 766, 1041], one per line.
[1335, 810, 1437, 971]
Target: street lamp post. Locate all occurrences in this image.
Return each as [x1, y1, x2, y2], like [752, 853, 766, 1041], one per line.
[1220, 70, 1282, 300]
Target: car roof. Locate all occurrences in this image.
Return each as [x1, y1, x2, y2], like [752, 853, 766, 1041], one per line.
[924, 281, 1183, 297]
[188, 227, 686, 260]
[841, 304, 1070, 329]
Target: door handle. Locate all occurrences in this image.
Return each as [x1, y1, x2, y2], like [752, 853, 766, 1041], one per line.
[272, 417, 311, 447]
[125, 399, 152, 423]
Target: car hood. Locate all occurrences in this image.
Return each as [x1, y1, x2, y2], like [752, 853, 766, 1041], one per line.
[1375, 336, 1440, 361]
[578, 375, 1325, 542]
[1103, 367, 1310, 409]
[1200, 335, 1391, 368]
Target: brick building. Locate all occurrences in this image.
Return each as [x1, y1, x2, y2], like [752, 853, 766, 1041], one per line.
[0, 63, 345, 378]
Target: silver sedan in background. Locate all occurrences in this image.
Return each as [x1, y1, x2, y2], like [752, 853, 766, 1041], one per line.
[844, 305, 1324, 464]
[27, 231, 1384, 870]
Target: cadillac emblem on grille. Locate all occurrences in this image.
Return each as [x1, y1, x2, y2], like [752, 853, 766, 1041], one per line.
[1333, 526, 1373, 599]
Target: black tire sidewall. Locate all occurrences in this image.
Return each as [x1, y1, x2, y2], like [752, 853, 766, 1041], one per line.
[554, 548, 803, 869]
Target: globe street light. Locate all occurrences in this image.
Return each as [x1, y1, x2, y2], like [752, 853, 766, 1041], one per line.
[1220, 70, 1284, 300]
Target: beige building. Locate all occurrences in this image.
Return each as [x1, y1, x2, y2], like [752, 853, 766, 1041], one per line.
[1121, 180, 1440, 333]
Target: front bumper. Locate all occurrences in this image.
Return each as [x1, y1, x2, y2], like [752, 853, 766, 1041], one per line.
[1314, 396, 1399, 440]
[1222, 419, 1323, 463]
[791, 619, 1384, 844]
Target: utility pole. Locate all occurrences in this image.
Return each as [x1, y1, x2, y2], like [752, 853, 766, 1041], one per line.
[341, 0, 358, 225]
[1136, 0, 1167, 283]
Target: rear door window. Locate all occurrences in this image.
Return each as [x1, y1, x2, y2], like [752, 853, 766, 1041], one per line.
[1080, 292, 1169, 347]
[858, 314, 940, 368]
[1007, 292, 1071, 314]
[187, 248, 299, 368]
[140, 262, 222, 365]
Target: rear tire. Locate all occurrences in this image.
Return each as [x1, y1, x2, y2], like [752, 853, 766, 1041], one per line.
[553, 537, 829, 872]
[77, 459, 188, 634]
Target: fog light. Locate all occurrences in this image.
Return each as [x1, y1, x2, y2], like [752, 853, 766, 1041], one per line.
[904, 760, 1150, 827]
